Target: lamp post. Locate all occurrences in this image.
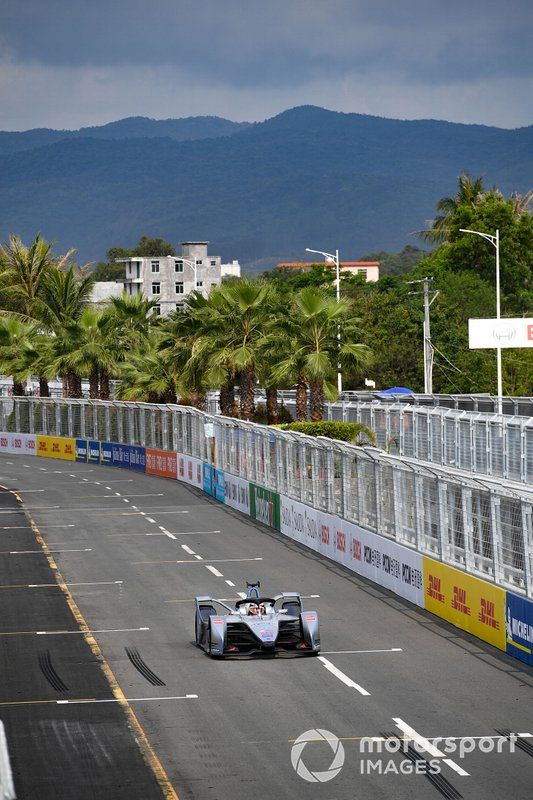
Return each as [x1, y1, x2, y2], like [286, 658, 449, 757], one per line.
[305, 246, 342, 395]
[178, 256, 198, 294]
[459, 228, 502, 415]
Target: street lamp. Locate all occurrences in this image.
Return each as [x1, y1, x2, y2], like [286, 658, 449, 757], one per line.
[459, 228, 502, 415]
[177, 256, 198, 293]
[305, 246, 342, 395]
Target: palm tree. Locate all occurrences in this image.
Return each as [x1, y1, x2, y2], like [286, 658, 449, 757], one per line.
[418, 173, 486, 244]
[57, 307, 117, 399]
[115, 332, 177, 404]
[272, 287, 370, 421]
[192, 280, 273, 419]
[0, 318, 39, 396]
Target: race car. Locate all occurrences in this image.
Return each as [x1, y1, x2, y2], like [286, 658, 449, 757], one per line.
[194, 581, 320, 657]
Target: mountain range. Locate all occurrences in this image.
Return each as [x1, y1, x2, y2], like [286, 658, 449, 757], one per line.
[1, 106, 531, 271]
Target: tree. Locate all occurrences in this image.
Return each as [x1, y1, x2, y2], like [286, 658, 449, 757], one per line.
[418, 172, 486, 244]
[0, 318, 39, 396]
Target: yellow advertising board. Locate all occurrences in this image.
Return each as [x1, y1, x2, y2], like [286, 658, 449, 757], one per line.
[37, 435, 76, 461]
[423, 557, 506, 651]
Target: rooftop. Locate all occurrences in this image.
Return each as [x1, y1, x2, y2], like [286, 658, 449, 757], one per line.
[276, 261, 380, 269]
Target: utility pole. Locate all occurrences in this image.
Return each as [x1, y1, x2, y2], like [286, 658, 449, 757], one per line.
[408, 277, 440, 394]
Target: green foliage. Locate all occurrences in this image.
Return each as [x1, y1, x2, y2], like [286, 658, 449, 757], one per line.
[91, 236, 176, 281]
[358, 245, 428, 275]
[280, 421, 376, 446]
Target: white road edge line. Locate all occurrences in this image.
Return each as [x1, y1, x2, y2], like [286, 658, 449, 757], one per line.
[28, 581, 123, 588]
[321, 648, 403, 654]
[8, 548, 92, 554]
[393, 717, 469, 776]
[33, 627, 150, 636]
[317, 656, 370, 696]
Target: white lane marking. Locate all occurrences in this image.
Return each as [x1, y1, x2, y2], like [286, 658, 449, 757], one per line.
[162, 530, 220, 535]
[6, 462, 13, 465]
[225, 580, 235, 587]
[114, 492, 121, 496]
[139, 512, 146, 516]
[158, 526, 176, 540]
[129, 510, 188, 515]
[57, 694, 198, 705]
[317, 656, 370, 696]
[237, 591, 247, 599]
[206, 566, 223, 577]
[194, 554, 203, 560]
[105, 486, 112, 490]
[28, 581, 123, 588]
[146, 518, 156, 524]
[321, 648, 402, 655]
[0, 507, 59, 514]
[34, 524, 75, 529]
[40, 467, 46, 470]
[123, 499, 130, 503]
[138, 557, 263, 565]
[23, 464, 30, 468]
[81, 479, 133, 484]
[110, 493, 164, 498]
[33, 627, 149, 636]
[7, 548, 92, 555]
[131, 506, 138, 510]
[393, 718, 469, 776]
[181, 545, 196, 555]
[69, 474, 76, 478]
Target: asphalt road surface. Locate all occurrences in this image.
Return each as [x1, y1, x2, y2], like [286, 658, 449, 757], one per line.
[0, 453, 532, 800]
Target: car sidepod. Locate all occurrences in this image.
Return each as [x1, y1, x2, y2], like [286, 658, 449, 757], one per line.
[300, 610, 320, 653]
[208, 616, 226, 657]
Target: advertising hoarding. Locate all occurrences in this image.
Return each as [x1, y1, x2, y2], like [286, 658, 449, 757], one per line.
[202, 462, 213, 495]
[250, 483, 281, 530]
[37, 435, 76, 461]
[146, 448, 178, 479]
[223, 473, 250, 516]
[423, 557, 506, 650]
[75, 439, 87, 462]
[0, 432, 37, 456]
[177, 453, 203, 488]
[214, 469, 225, 502]
[469, 317, 533, 349]
[100, 442, 146, 471]
[505, 592, 533, 666]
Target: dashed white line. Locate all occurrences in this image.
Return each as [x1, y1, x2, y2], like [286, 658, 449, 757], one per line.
[321, 648, 402, 655]
[28, 581, 123, 588]
[225, 580, 235, 587]
[317, 656, 371, 696]
[237, 591, 247, 599]
[206, 566, 223, 577]
[7, 548, 92, 555]
[123, 499, 130, 503]
[181, 545, 196, 555]
[194, 554, 203, 560]
[34, 626, 149, 636]
[393, 718, 469, 776]
[146, 518, 156, 524]
[57, 694, 198, 705]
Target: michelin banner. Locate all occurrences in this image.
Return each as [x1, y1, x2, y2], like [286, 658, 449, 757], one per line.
[506, 592, 533, 666]
[280, 496, 424, 607]
[0, 432, 37, 456]
[224, 473, 250, 516]
[423, 557, 506, 651]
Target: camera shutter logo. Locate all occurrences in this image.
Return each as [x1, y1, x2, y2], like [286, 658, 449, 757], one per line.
[291, 729, 345, 783]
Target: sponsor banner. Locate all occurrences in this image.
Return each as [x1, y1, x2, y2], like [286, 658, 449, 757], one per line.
[88, 440, 101, 464]
[214, 469, 225, 503]
[101, 441, 113, 465]
[506, 592, 533, 666]
[100, 442, 146, 472]
[203, 462, 214, 496]
[75, 439, 87, 462]
[250, 483, 281, 530]
[279, 496, 424, 606]
[469, 317, 533, 349]
[177, 453, 203, 489]
[37, 435, 76, 461]
[223, 473, 250, 516]
[146, 448, 178, 479]
[0, 432, 37, 456]
[423, 557, 506, 651]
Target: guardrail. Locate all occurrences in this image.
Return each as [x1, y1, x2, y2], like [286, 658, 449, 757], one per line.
[1, 396, 532, 602]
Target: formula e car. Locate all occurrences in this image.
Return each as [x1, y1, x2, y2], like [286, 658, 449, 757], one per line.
[194, 581, 320, 657]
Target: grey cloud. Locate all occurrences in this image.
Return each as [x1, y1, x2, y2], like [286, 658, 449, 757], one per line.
[0, 0, 532, 88]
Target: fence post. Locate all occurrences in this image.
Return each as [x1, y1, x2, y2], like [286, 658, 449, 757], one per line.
[490, 494, 504, 586]
[521, 501, 532, 598]
[462, 487, 475, 573]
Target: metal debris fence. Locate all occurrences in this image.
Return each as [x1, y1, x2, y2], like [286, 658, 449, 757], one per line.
[1, 396, 532, 598]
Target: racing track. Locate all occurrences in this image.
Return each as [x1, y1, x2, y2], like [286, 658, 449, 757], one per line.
[0, 453, 532, 800]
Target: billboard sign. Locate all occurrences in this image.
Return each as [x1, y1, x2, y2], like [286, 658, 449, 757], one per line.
[177, 454, 203, 488]
[224, 473, 250, 516]
[0, 432, 37, 456]
[146, 448, 178, 479]
[250, 484, 281, 530]
[37, 435, 76, 461]
[506, 592, 533, 667]
[469, 318, 533, 349]
[100, 442, 146, 471]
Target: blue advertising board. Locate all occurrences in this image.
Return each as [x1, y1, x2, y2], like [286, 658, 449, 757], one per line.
[75, 439, 87, 462]
[506, 592, 533, 666]
[101, 441, 113, 464]
[203, 462, 214, 496]
[108, 442, 146, 472]
[88, 440, 101, 464]
[214, 469, 225, 503]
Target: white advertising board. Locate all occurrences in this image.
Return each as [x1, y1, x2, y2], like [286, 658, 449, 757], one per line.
[223, 472, 251, 516]
[469, 318, 533, 349]
[0, 432, 37, 456]
[280, 495, 424, 607]
[177, 453, 203, 488]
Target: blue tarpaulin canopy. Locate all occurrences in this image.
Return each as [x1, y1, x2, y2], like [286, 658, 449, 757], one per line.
[378, 386, 414, 395]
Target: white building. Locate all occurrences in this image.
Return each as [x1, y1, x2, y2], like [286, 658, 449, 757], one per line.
[119, 242, 239, 315]
[276, 260, 380, 281]
[89, 281, 123, 305]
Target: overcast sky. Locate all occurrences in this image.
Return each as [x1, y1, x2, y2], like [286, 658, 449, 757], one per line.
[0, 0, 531, 130]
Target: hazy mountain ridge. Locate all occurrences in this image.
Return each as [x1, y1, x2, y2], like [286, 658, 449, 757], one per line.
[0, 115, 251, 156]
[0, 105, 531, 268]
